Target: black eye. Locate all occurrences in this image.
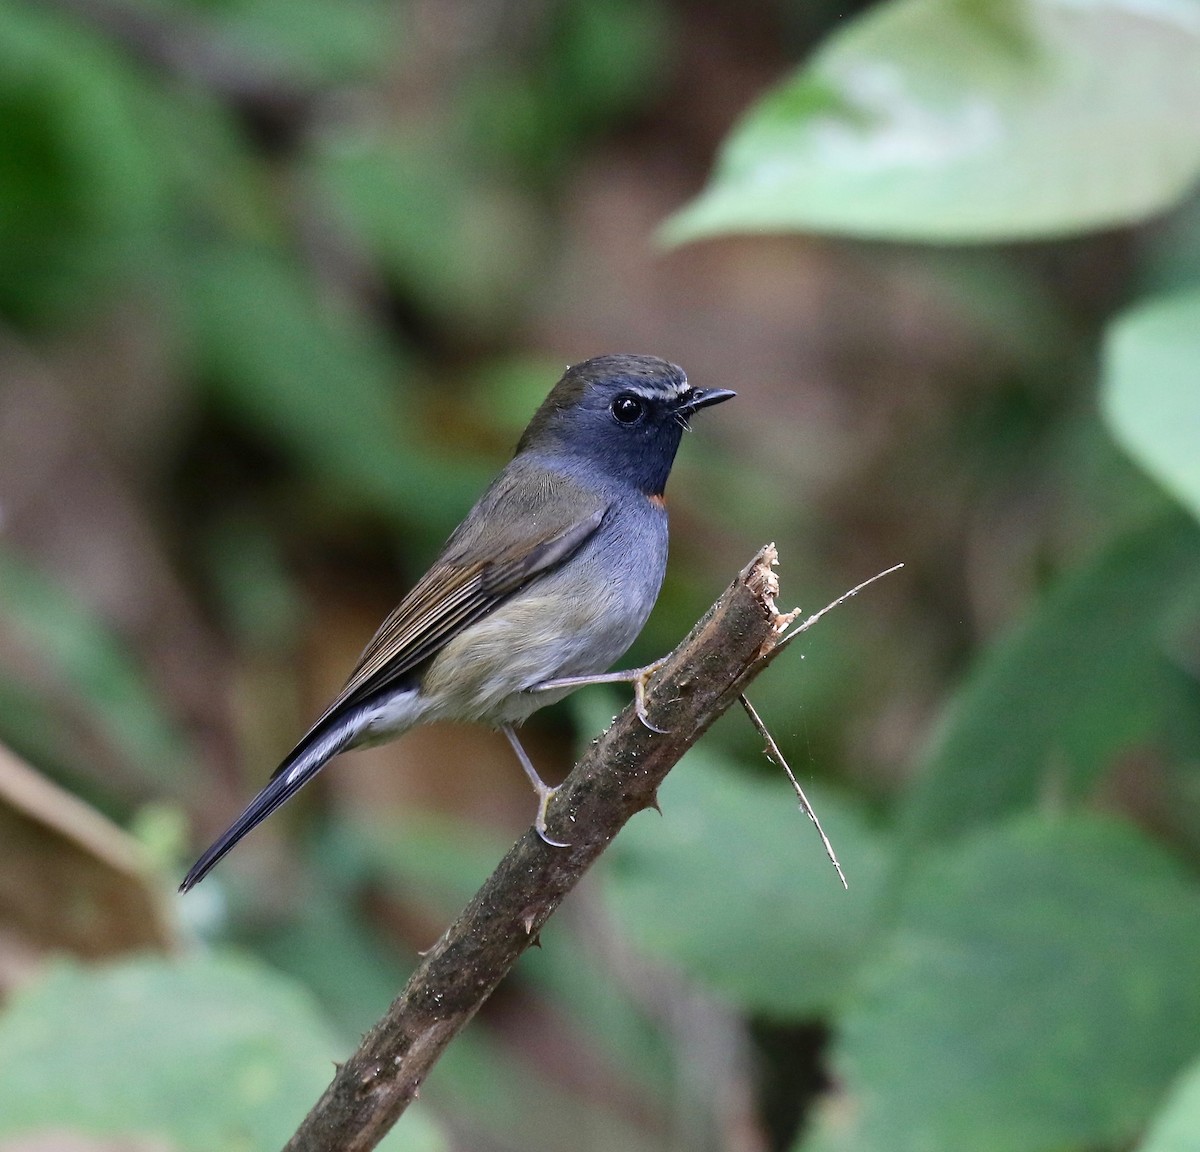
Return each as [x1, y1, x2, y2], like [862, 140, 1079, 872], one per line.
[611, 395, 644, 424]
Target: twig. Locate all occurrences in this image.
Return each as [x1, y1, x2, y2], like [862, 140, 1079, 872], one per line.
[774, 563, 904, 656]
[733, 561, 904, 891]
[738, 694, 847, 889]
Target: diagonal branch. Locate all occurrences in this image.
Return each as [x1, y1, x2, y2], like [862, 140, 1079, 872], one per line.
[283, 545, 871, 1152]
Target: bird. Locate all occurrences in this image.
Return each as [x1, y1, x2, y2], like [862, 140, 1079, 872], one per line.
[180, 354, 734, 892]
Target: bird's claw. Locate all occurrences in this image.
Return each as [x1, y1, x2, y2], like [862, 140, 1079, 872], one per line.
[634, 674, 669, 733]
[634, 659, 670, 733]
[534, 785, 570, 848]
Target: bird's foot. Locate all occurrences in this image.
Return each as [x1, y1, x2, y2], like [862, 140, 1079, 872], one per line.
[532, 656, 670, 733]
[631, 658, 669, 733]
[534, 783, 569, 848]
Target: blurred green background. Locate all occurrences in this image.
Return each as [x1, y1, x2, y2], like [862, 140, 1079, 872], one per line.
[2, 0, 1200, 1150]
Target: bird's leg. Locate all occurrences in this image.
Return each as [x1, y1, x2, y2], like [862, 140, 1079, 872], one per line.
[502, 724, 569, 848]
[531, 658, 670, 733]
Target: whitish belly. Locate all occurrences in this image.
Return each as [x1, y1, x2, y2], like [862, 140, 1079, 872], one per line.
[419, 581, 651, 727]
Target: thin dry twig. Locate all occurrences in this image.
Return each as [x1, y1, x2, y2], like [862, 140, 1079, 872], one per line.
[774, 563, 905, 655]
[734, 561, 905, 891]
[738, 693, 848, 889]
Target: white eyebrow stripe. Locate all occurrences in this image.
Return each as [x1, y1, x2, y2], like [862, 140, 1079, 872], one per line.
[624, 376, 691, 401]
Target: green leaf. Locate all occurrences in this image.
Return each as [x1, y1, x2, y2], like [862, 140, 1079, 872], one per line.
[1138, 1057, 1200, 1152]
[0, 546, 193, 793]
[239, 882, 417, 1044]
[185, 244, 485, 530]
[801, 815, 1200, 1152]
[602, 746, 891, 1018]
[1103, 289, 1200, 523]
[199, 0, 397, 81]
[899, 514, 1200, 847]
[664, 0, 1200, 245]
[0, 0, 171, 322]
[0, 952, 445, 1152]
[313, 130, 537, 333]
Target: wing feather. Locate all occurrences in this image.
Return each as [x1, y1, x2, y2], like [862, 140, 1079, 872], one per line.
[310, 474, 609, 728]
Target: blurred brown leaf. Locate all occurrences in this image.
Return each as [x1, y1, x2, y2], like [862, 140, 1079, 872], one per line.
[0, 743, 176, 993]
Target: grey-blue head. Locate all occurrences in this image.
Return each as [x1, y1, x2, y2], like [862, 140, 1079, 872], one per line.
[516, 354, 735, 495]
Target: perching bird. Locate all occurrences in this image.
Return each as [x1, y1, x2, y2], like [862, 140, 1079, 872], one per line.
[180, 354, 734, 891]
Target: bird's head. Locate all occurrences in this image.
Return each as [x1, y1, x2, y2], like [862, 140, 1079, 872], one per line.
[515, 354, 735, 496]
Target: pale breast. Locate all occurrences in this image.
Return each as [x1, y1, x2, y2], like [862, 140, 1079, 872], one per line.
[420, 494, 669, 726]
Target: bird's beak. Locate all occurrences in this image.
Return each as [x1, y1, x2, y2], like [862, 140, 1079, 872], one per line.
[679, 387, 737, 414]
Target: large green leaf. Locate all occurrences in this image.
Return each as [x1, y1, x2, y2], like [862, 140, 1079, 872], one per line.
[899, 514, 1200, 847]
[0, 952, 444, 1152]
[664, 0, 1200, 245]
[1138, 1057, 1200, 1152]
[1103, 289, 1200, 523]
[800, 815, 1200, 1152]
[602, 745, 891, 1018]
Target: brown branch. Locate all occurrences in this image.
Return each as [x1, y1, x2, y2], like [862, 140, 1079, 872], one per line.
[282, 545, 795, 1151]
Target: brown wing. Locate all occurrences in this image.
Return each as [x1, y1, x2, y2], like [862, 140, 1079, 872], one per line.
[311, 466, 610, 726]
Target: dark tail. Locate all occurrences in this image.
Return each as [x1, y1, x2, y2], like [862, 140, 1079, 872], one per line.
[179, 710, 363, 893]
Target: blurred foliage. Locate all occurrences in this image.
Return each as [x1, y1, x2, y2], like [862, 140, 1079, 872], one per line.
[602, 743, 891, 1019]
[1, 0, 1200, 1150]
[0, 953, 445, 1151]
[0, 545, 194, 802]
[804, 814, 1200, 1152]
[899, 513, 1200, 847]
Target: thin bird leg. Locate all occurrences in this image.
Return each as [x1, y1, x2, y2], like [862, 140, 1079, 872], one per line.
[531, 658, 670, 733]
[738, 693, 847, 890]
[502, 724, 569, 848]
